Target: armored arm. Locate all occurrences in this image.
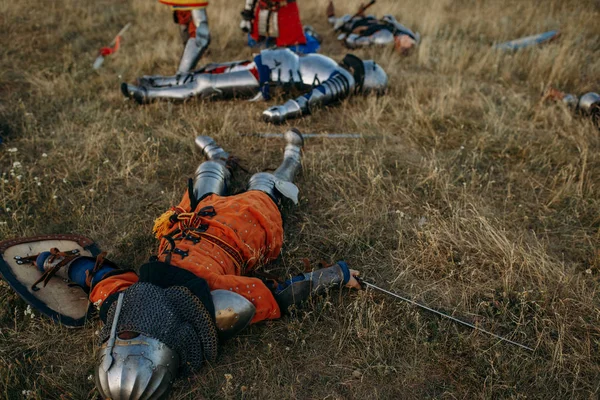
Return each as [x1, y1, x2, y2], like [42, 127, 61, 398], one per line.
[273, 261, 352, 312]
[202, 272, 282, 323]
[240, 0, 258, 32]
[263, 69, 355, 123]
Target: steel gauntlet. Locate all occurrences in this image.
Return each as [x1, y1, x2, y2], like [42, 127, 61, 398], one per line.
[273, 261, 351, 312]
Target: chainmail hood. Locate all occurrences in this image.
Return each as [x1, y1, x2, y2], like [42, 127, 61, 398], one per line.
[99, 282, 219, 375]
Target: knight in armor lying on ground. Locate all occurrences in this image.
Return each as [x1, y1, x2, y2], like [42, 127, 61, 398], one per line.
[239, 0, 321, 54]
[121, 47, 388, 124]
[12, 129, 362, 399]
[543, 87, 600, 128]
[326, 1, 419, 55]
[159, 0, 211, 75]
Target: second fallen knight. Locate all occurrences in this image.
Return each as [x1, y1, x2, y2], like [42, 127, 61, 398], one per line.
[30, 129, 361, 399]
[121, 47, 388, 123]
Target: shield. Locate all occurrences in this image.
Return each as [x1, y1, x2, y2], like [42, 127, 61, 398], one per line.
[0, 234, 101, 327]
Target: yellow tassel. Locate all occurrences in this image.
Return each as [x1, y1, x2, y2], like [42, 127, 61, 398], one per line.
[153, 209, 176, 239]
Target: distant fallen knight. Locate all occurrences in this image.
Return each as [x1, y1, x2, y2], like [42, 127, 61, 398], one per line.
[121, 48, 388, 123]
[326, 1, 420, 55]
[0, 129, 362, 400]
[543, 87, 600, 128]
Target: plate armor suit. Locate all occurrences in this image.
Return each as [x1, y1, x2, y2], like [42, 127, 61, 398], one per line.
[327, 2, 419, 54]
[18, 130, 358, 399]
[121, 48, 388, 124]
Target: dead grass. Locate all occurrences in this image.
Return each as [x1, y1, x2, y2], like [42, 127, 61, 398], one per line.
[1, 0, 600, 398]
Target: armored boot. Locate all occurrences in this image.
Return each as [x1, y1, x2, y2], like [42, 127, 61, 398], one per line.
[193, 136, 232, 202]
[247, 128, 304, 205]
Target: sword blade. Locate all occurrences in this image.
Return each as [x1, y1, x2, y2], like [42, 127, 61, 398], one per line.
[362, 281, 534, 352]
[240, 133, 370, 139]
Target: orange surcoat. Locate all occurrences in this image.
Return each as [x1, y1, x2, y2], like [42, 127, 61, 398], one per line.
[91, 191, 283, 324]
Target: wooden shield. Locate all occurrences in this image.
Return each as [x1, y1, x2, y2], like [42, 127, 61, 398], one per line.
[0, 234, 101, 327]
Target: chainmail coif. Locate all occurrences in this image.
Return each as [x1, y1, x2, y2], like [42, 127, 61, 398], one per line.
[99, 282, 219, 375]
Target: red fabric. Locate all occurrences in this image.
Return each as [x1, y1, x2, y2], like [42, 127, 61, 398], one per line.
[91, 191, 283, 324]
[251, 1, 306, 46]
[175, 10, 197, 38]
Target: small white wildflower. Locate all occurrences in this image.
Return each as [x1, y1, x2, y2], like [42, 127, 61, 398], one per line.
[37, 182, 41, 186]
[89, 188, 95, 193]
[88, 374, 94, 381]
[7, 147, 17, 153]
[41, 153, 48, 158]
[586, 269, 592, 274]
[52, 195, 58, 199]
[12, 161, 22, 169]
[285, 347, 290, 351]
[81, 205, 85, 210]
[0, 222, 7, 226]
[16, 175, 22, 181]
[161, 191, 165, 194]
[460, 146, 465, 150]
[62, 178, 68, 183]
[33, 177, 39, 181]
[3, 180, 7, 184]
[5, 208, 10, 212]
[103, 159, 110, 164]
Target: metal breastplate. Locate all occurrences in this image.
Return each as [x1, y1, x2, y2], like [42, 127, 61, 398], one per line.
[260, 48, 302, 84]
[298, 54, 342, 87]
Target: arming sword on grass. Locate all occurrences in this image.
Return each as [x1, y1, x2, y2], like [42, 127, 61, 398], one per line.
[333, 0, 377, 32]
[93, 23, 132, 70]
[355, 277, 534, 352]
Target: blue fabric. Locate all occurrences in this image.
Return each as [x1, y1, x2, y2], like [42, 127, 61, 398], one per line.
[336, 261, 351, 284]
[35, 251, 114, 288]
[253, 54, 272, 100]
[276, 274, 306, 293]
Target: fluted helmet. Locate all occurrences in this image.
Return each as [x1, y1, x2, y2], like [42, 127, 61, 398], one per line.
[95, 281, 219, 399]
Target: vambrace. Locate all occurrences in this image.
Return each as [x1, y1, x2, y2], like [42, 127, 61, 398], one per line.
[263, 71, 353, 123]
[177, 9, 211, 74]
[274, 261, 351, 312]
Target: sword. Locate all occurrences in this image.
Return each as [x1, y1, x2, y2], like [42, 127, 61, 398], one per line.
[93, 23, 132, 70]
[356, 278, 534, 352]
[240, 133, 372, 139]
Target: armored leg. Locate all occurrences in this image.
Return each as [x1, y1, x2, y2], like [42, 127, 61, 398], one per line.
[138, 61, 252, 88]
[121, 70, 259, 104]
[177, 9, 210, 75]
[193, 136, 231, 202]
[247, 128, 304, 205]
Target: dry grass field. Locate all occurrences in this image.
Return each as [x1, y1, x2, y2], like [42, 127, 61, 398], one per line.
[1, 0, 600, 398]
